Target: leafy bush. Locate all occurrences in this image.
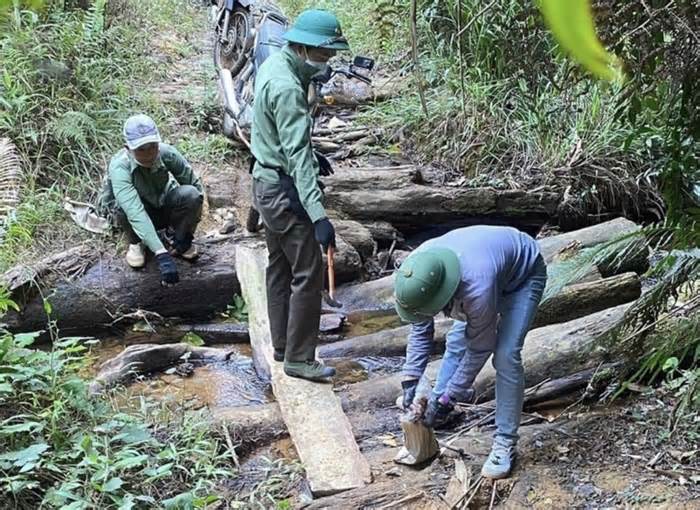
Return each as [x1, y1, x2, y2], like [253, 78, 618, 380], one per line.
[0, 331, 235, 508]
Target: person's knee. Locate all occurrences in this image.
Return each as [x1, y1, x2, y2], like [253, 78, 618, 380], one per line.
[177, 185, 203, 207]
[492, 347, 523, 375]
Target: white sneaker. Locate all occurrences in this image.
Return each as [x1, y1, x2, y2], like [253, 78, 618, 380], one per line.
[125, 243, 145, 268]
[481, 440, 516, 479]
[177, 244, 198, 261]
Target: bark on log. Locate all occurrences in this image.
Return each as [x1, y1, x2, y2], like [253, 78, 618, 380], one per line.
[327, 235, 362, 284]
[90, 343, 233, 393]
[1, 245, 97, 296]
[319, 273, 640, 359]
[323, 168, 560, 229]
[333, 218, 641, 315]
[5, 242, 241, 335]
[122, 322, 250, 345]
[342, 304, 630, 412]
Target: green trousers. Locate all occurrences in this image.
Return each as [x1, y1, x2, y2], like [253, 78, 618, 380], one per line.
[253, 178, 323, 362]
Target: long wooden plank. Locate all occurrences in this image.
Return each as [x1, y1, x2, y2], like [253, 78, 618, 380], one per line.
[235, 241, 371, 496]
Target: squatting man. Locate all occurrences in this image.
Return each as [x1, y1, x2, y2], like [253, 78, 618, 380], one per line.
[99, 114, 204, 286]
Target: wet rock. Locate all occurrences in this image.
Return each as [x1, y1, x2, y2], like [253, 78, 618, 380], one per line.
[320, 313, 345, 333]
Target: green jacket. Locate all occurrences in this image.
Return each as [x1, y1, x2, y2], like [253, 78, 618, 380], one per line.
[100, 143, 202, 253]
[250, 45, 325, 222]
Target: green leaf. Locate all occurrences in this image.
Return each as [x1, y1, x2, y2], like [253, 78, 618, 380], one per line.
[112, 453, 148, 471]
[163, 492, 195, 509]
[14, 332, 40, 348]
[0, 420, 44, 435]
[112, 425, 151, 445]
[118, 495, 136, 510]
[101, 477, 124, 493]
[42, 298, 52, 316]
[539, 0, 623, 81]
[0, 443, 50, 468]
[663, 357, 680, 373]
[181, 332, 204, 347]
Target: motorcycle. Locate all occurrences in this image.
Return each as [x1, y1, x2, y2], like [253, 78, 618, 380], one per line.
[210, 0, 255, 76]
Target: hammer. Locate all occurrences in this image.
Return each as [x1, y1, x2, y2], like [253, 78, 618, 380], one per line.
[322, 246, 343, 308]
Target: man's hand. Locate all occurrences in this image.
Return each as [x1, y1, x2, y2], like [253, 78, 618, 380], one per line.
[313, 218, 336, 251]
[315, 152, 334, 176]
[156, 252, 179, 287]
[401, 379, 419, 410]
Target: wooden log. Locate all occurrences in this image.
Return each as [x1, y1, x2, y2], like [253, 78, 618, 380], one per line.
[89, 343, 232, 393]
[5, 242, 241, 335]
[323, 168, 560, 229]
[333, 218, 642, 315]
[319, 273, 640, 359]
[342, 304, 630, 412]
[235, 241, 371, 496]
[123, 322, 250, 345]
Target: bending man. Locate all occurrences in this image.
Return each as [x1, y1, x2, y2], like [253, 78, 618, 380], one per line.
[395, 225, 547, 479]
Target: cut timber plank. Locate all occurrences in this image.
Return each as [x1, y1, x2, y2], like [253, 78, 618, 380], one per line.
[235, 241, 371, 496]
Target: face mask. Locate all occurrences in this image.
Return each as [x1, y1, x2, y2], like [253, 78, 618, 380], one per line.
[303, 47, 330, 74]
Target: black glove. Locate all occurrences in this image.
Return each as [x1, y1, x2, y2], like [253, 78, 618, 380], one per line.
[315, 152, 334, 176]
[423, 394, 454, 428]
[401, 379, 419, 410]
[172, 233, 193, 254]
[313, 218, 336, 251]
[156, 252, 179, 286]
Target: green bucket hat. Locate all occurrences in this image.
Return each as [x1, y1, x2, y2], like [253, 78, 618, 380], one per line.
[283, 9, 350, 50]
[393, 248, 461, 323]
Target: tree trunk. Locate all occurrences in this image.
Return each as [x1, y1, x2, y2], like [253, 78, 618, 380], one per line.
[323, 168, 560, 230]
[319, 272, 640, 360]
[5, 241, 241, 336]
[342, 304, 630, 412]
[334, 220, 376, 259]
[235, 241, 372, 496]
[333, 218, 641, 315]
[90, 343, 233, 393]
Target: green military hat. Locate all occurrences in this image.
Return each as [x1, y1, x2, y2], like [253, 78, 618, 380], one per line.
[283, 9, 350, 50]
[393, 248, 461, 323]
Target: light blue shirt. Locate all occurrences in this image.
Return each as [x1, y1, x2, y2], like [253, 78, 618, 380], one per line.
[416, 225, 541, 348]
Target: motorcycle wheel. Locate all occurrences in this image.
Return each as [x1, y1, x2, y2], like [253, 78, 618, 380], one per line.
[213, 5, 250, 76]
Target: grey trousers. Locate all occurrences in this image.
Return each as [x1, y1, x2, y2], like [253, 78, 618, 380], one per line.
[115, 184, 203, 247]
[253, 178, 323, 362]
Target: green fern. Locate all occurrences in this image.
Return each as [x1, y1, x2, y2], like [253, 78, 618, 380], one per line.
[83, 0, 106, 41]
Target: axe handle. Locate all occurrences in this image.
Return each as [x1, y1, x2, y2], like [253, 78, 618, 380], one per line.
[327, 246, 336, 299]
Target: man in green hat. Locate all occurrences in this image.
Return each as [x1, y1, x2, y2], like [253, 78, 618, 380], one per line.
[99, 114, 203, 286]
[249, 9, 350, 382]
[395, 226, 548, 479]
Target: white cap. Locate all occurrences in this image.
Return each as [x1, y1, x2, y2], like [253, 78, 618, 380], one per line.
[123, 114, 161, 150]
